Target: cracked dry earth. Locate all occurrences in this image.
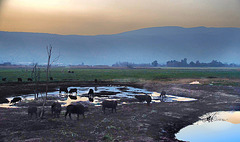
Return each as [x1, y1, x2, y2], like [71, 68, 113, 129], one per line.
[0, 81, 240, 141]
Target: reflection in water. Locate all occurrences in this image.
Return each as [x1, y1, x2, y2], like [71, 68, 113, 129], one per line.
[190, 81, 201, 85]
[0, 86, 197, 108]
[176, 111, 240, 142]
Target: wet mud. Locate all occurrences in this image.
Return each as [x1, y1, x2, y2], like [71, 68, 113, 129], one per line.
[0, 80, 240, 141]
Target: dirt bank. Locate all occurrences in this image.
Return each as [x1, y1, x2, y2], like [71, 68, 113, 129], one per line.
[0, 80, 240, 141]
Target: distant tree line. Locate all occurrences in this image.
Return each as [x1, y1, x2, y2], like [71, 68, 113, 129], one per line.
[112, 59, 240, 68]
[166, 58, 239, 67]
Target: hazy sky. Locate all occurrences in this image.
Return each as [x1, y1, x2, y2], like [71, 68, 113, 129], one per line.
[0, 0, 240, 35]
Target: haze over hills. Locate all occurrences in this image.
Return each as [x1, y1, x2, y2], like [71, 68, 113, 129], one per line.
[0, 26, 240, 65]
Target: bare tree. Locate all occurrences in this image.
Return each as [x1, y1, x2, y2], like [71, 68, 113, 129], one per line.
[40, 44, 59, 118]
[31, 63, 40, 99]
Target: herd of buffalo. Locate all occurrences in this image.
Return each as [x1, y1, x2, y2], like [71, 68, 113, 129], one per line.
[1, 77, 53, 82]
[27, 100, 118, 120]
[4, 87, 167, 120]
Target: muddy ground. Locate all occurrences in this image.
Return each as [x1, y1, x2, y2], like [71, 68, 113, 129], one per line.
[0, 79, 240, 142]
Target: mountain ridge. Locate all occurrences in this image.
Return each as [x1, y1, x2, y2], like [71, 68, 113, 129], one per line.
[0, 26, 240, 65]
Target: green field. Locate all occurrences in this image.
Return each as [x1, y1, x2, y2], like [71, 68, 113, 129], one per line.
[0, 67, 240, 83]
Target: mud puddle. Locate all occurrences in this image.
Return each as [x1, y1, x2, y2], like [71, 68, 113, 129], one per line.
[0, 86, 196, 108]
[176, 111, 240, 142]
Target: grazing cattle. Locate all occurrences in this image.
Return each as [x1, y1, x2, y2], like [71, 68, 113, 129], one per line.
[135, 95, 152, 106]
[68, 71, 74, 73]
[88, 89, 94, 102]
[28, 106, 38, 118]
[94, 79, 98, 83]
[51, 102, 62, 118]
[2, 78, 6, 81]
[10, 97, 22, 103]
[17, 78, 22, 82]
[0, 98, 9, 104]
[27, 78, 33, 81]
[160, 91, 166, 99]
[69, 88, 77, 94]
[65, 104, 86, 120]
[59, 87, 68, 93]
[49, 77, 53, 81]
[69, 95, 77, 100]
[102, 100, 118, 114]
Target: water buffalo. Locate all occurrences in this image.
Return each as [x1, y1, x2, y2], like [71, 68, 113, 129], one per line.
[28, 106, 38, 118]
[69, 95, 77, 100]
[65, 104, 86, 120]
[2, 78, 6, 81]
[10, 97, 22, 103]
[17, 78, 22, 82]
[51, 102, 62, 118]
[94, 79, 98, 83]
[160, 91, 166, 99]
[49, 77, 53, 80]
[0, 98, 9, 104]
[59, 87, 68, 94]
[27, 78, 33, 81]
[69, 88, 77, 94]
[68, 71, 74, 73]
[102, 100, 118, 114]
[88, 89, 94, 102]
[135, 95, 152, 106]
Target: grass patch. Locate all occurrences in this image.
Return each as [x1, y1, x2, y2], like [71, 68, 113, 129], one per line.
[0, 68, 240, 83]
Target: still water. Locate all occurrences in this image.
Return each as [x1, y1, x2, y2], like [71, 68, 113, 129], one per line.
[0, 86, 196, 108]
[176, 111, 240, 142]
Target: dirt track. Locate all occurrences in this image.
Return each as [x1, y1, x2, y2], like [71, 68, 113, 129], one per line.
[0, 80, 240, 141]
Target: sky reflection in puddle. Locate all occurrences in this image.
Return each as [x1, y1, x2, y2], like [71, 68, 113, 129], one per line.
[176, 111, 240, 142]
[0, 86, 196, 108]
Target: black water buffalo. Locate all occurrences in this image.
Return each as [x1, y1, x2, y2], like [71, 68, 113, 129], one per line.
[0, 98, 9, 104]
[28, 106, 38, 118]
[94, 79, 98, 83]
[160, 91, 166, 99]
[88, 89, 94, 102]
[49, 77, 53, 80]
[51, 102, 62, 118]
[17, 78, 22, 82]
[69, 88, 77, 94]
[27, 78, 33, 81]
[135, 95, 152, 106]
[10, 97, 22, 103]
[65, 104, 86, 120]
[69, 95, 77, 100]
[2, 78, 6, 81]
[59, 87, 68, 93]
[102, 100, 118, 114]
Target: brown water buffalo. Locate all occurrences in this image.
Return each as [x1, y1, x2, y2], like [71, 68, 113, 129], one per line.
[65, 104, 86, 120]
[69, 88, 77, 94]
[102, 100, 118, 114]
[135, 95, 152, 106]
[10, 97, 22, 103]
[59, 87, 68, 93]
[160, 91, 166, 99]
[28, 106, 38, 118]
[17, 78, 22, 82]
[27, 78, 33, 81]
[51, 102, 62, 118]
[88, 89, 94, 102]
[69, 95, 77, 100]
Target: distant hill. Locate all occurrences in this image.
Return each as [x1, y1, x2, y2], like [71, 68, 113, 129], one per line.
[0, 26, 240, 65]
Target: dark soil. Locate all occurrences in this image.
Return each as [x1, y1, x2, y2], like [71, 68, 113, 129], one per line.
[0, 80, 240, 142]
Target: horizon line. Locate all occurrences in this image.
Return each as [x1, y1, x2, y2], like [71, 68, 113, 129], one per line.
[1, 26, 240, 36]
